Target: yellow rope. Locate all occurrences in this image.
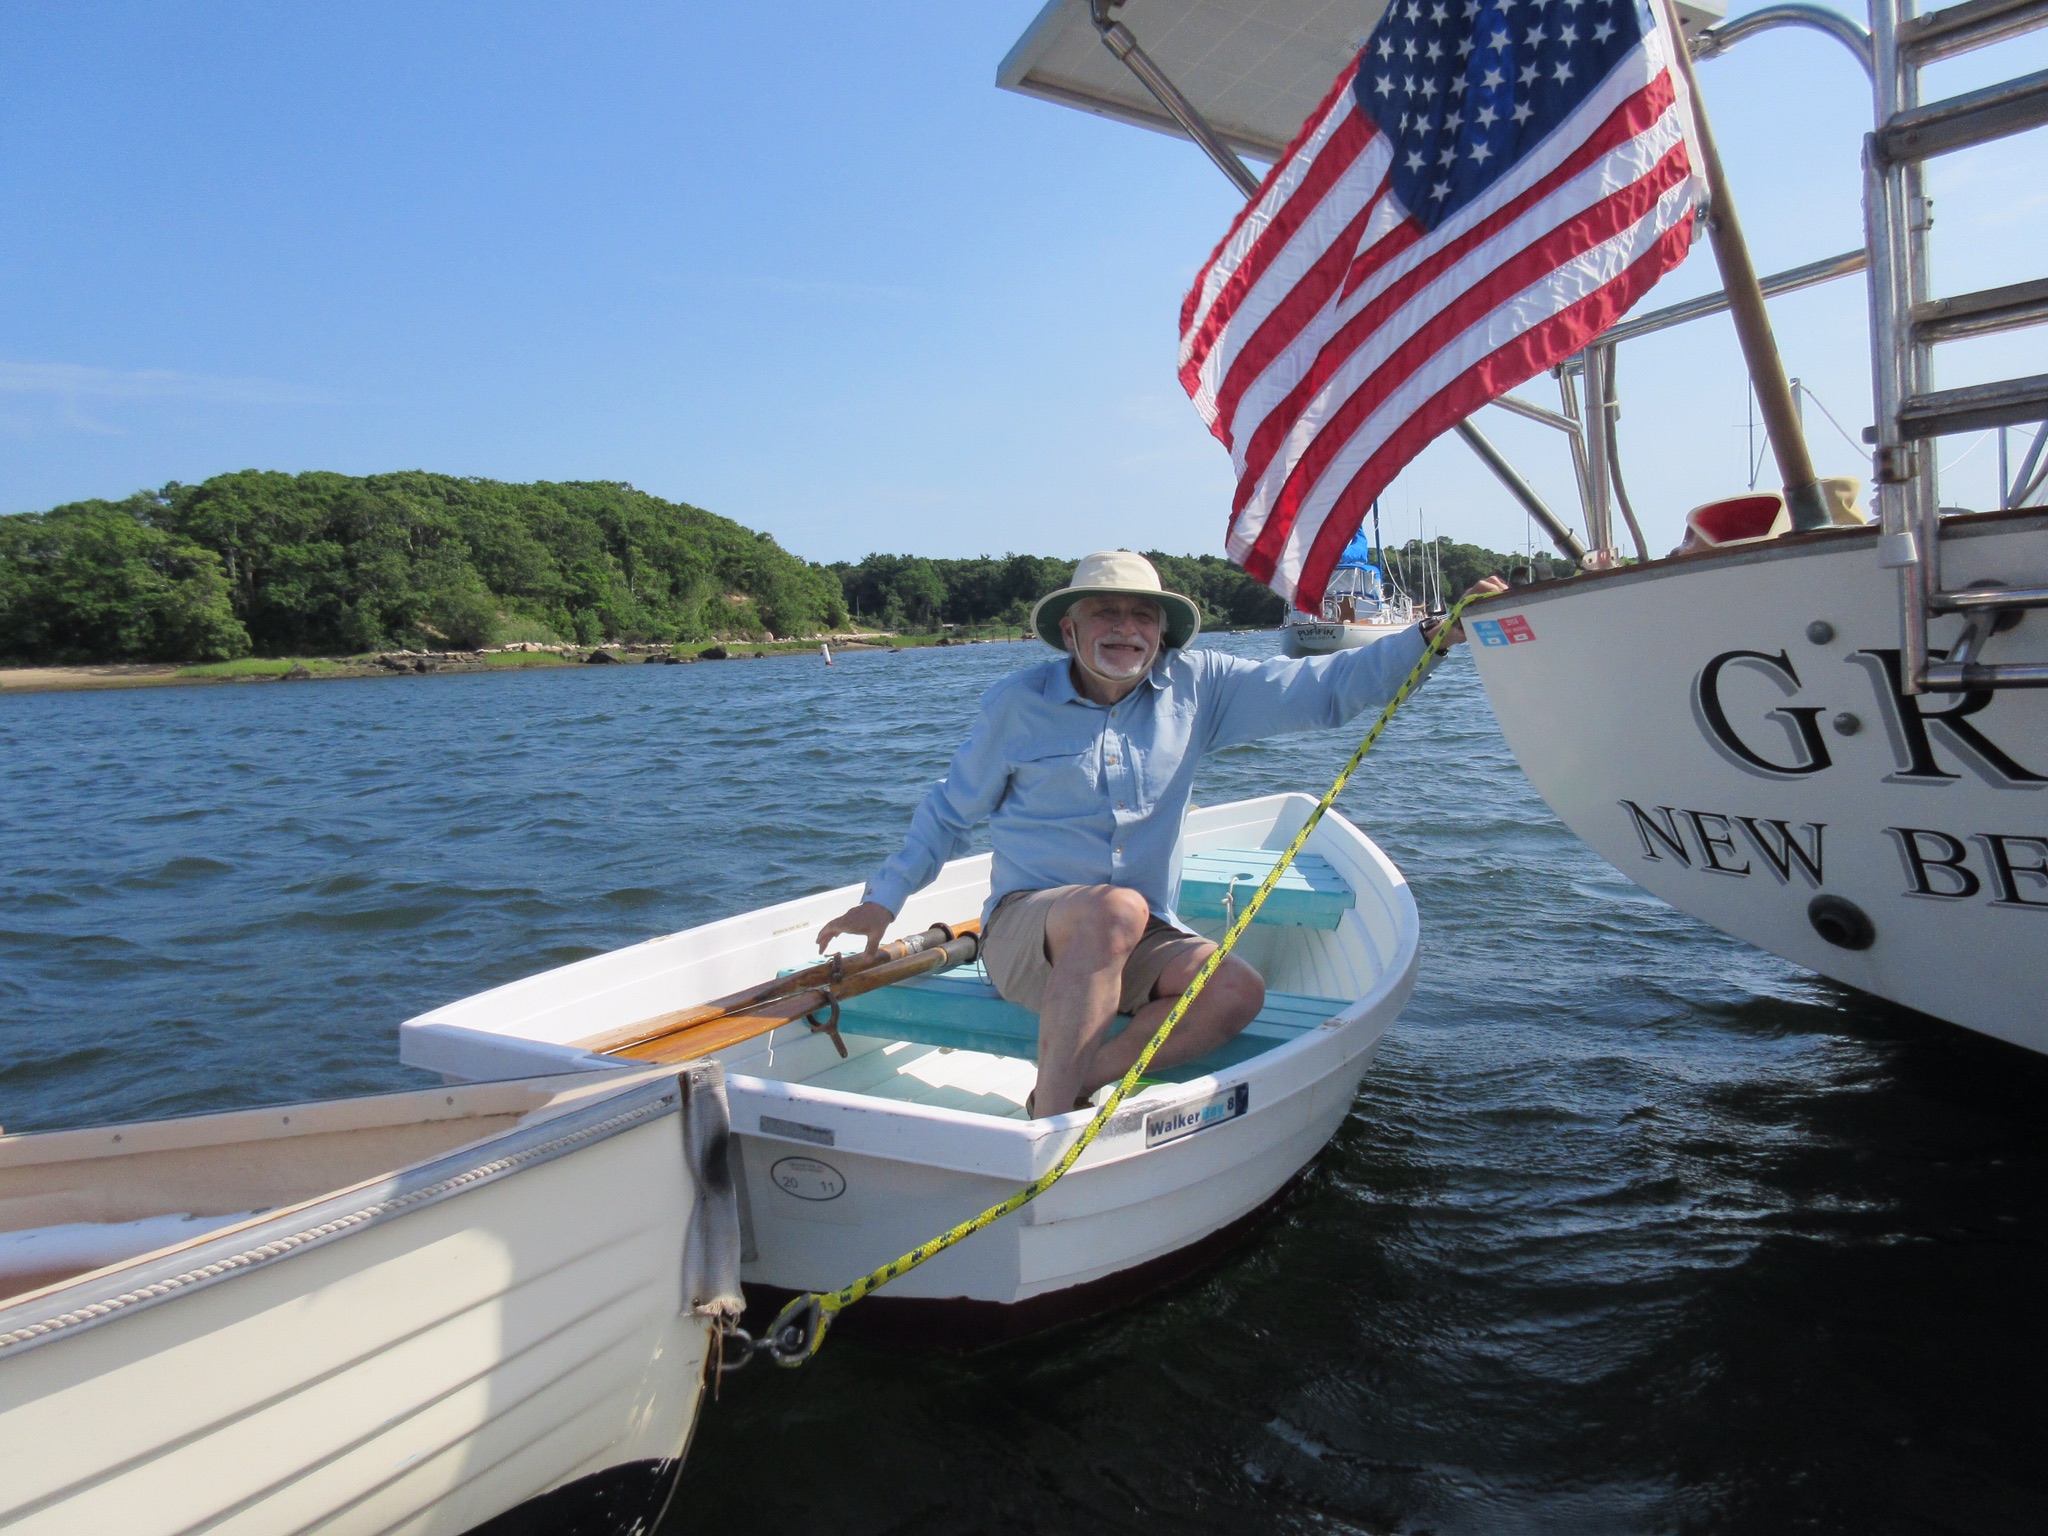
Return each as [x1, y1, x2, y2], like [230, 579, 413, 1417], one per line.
[765, 597, 1473, 1366]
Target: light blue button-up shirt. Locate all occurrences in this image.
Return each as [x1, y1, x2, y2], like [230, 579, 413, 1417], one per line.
[864, 628, 1433, 925]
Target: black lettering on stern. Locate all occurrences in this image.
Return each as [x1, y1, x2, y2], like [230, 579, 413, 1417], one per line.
[1735, 817, 1826, 886]
[1683, 810, 1752, 876]
[1886, 827, 1982, 899]
[1693, 650, 1833, 779]
[1850, 649, 2047, 789]
[1976, 834, 2048, 909]
[1621, 801, 1692, 865]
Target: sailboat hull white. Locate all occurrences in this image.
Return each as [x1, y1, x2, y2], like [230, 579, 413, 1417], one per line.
[0, 1068, 733, 1536]
[1282, 620, 1414, 655]
[1466, 510, 2048, 1053]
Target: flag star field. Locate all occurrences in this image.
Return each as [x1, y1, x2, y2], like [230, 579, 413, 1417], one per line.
[1366, 0, 1646, 228]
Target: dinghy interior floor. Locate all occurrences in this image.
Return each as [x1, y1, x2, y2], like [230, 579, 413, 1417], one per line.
[727, 961, 1344, 1118]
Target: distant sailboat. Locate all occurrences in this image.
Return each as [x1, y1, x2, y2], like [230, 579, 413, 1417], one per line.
[1282, 522, 1421, 657]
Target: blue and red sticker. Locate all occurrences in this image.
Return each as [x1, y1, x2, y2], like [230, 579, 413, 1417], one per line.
[1472, 615, 1536, 646]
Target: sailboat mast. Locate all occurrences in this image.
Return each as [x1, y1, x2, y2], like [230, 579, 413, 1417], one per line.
[1657, 0, 1831, 532]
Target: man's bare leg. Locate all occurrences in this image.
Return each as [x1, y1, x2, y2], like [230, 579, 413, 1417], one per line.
[1032, 886, 1266, 1115]
[1073, 943, 1264, 1099]
[1032, 885, 1152, 1116]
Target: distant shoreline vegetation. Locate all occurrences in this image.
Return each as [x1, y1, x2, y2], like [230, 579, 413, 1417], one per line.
[0, 469, 1533, 666]
[0, 471, 848, 665]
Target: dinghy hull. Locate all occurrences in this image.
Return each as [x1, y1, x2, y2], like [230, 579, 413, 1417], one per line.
[0, 1066, 739, 1536]
[403, 795, 1420, 1334]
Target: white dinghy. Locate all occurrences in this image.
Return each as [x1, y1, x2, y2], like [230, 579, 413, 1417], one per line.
[403, 793, 1419, 1344]
[0, 1063, 741, 1536]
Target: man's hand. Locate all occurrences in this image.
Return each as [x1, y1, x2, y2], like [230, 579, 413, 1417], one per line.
[1422, 575, 1511, 646]
[816, 900, 893, 955]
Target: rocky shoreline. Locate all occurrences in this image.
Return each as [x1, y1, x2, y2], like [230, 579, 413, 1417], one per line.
[0, 633, 1032, 695]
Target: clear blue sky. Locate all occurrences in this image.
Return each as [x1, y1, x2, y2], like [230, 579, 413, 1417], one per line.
[1, 3, 2040, 562]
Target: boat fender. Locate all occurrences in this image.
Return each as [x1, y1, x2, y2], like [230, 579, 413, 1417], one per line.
[1807, 894, 1876, 951]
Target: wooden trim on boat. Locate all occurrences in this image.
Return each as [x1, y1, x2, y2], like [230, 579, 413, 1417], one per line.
[575, 921, 979, 1057]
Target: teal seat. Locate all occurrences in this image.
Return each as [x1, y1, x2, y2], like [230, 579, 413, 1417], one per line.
[832, 964, 1342, 1082]
[1178, 848, 1355, 930]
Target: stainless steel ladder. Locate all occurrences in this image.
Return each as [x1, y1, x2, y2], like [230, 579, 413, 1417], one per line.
[1866, 0, 2048, 690]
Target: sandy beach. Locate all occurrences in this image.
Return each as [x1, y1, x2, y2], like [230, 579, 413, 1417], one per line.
[0, 634, 1030, 696]
[0, 664, 197, 694]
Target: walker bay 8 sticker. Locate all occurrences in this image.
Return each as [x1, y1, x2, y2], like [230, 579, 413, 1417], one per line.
[1144, 1084, 1250, 1149]
[1473, 616, 1536, 646]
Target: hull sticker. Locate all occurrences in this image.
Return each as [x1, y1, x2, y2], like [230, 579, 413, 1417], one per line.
[1473, 616, 1535, 646]
[1144, 1084, 1250, 1149]
[759, 1114, 835, 1147]
[769, 1155, 846, 1201]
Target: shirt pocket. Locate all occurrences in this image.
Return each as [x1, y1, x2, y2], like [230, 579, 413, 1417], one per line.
[1132, 704, 1196, 808]
[1007, 743, 1099, 812]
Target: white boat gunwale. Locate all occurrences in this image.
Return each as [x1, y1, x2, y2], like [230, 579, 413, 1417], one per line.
[0, 1065, 695, 1359]
[1467, 505, 2045, 613]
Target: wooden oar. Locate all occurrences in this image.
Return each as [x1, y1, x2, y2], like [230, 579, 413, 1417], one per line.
[602, 928, 984, 1066]
[575, 921, 980, 1063]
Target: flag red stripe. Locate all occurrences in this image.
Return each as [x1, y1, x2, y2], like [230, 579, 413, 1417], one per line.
[1180, 112, 1378, 394]
[1180, 62, 1364, 340]
[1199, 179, 1391, 448]
[1243, 138, 1694, 573]
[1230, 74, 1679, 514]
[1289, 217, 1696, 599]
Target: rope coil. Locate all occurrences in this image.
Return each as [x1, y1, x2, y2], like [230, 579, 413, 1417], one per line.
[766, 599, 1472, 1366]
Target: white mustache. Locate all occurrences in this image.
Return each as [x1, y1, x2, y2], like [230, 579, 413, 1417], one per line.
[1087, 638, 1151, 675]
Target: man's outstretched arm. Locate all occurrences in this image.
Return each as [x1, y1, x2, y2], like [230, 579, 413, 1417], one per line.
[1203, 575, 1509, 749]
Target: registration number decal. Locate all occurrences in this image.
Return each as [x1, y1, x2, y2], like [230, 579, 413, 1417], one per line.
[1144, 1084, 1250, 1149]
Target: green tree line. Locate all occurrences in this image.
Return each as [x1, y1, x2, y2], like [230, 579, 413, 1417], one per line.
[832, 540, 1538, 633]
[831, 551, 1292, 632]
[1377, 537, 1546, 608]
[0, 471, 847, 662]
[0, 468, 1541, 665]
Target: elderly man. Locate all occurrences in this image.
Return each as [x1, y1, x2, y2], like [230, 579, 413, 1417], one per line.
[818, 551, 1505, 1118]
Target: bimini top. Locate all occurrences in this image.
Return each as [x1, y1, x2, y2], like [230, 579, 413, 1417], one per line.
[996, 0, 1392, 163]
[998, 0, 1730, 163]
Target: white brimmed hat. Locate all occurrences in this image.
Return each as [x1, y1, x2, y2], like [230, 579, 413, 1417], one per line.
[1030, 551, 1202, 652]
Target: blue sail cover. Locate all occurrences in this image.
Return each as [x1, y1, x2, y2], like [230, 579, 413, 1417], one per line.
[1335, 528, 1379, 575]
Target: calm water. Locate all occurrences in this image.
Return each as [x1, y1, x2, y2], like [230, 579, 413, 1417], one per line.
[3, 639, 2044, 1534]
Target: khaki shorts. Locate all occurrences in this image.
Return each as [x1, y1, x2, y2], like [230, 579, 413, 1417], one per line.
[982, 887, 1213, 1015]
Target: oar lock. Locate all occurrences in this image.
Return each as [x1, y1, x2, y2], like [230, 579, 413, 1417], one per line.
[804, 995, 847, 1057]
[803, 923, 979, 1058]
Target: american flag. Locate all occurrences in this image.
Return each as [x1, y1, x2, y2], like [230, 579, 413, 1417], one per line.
[1179, 0, 1704, 609]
